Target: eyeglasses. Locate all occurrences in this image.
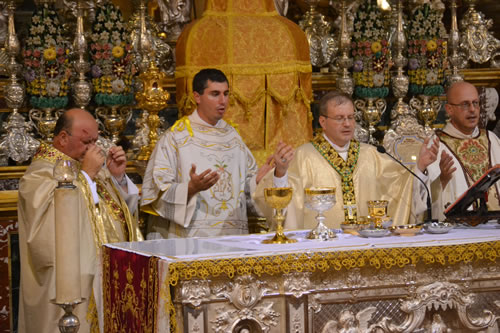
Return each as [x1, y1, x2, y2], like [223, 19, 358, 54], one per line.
[448, 100, 480, 111]
[322, 115, 356, 124]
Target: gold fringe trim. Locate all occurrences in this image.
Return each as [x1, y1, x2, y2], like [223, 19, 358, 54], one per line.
[167, 240, 500, 284]
[175, 62, 312, 78]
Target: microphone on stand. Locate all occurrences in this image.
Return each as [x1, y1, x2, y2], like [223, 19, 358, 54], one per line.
[376, 145, 437, 224]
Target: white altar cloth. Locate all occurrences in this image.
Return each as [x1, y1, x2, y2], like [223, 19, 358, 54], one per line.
[107, 224, 500, 260]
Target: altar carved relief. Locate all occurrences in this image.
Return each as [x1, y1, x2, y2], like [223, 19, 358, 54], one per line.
[179, 279, 211, 308]
[321, 307, 376, 333]
[371, 281, 500, 332]
[284, 271, 311, 298]
[211, 275, 280, 333]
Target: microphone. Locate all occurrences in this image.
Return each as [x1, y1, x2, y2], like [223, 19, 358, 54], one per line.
[376, 145, 436, 224]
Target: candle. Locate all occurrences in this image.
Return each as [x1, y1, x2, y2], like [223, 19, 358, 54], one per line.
[55, 186, 81, 303]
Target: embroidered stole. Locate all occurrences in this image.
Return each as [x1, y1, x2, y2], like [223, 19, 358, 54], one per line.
[311, 135, 360, 221]
[437, 129, 499, 209]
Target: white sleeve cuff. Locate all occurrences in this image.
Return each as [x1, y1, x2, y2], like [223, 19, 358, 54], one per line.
[273, 172, 288, 188]
[81, 170, 99, 204]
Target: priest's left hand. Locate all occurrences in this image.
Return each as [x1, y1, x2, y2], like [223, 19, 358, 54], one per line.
[107, 146, 127, 180]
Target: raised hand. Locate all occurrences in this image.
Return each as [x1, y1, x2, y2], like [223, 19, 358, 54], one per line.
[439, 150, 456, 189]
[187, 164, 220, 201]
[417, 136, 439, 172]
[107, 146, 127, 180]
[256, 155, 274, 184]
[81, 145, 105, 180]
[273, 141, 295, 178]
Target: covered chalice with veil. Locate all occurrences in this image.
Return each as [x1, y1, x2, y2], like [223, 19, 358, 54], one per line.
[305, 187, 336, 241]
[262, 187, 297, 244]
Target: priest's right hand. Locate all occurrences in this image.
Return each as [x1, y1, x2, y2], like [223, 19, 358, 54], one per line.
[274, 141, 295, 178]
[187, 164, 220, 201]
[416, 136, 439, 173]
[81, 145, 105, 180]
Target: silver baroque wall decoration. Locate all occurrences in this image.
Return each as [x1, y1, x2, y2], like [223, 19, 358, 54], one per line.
[460, 0, 500, 67]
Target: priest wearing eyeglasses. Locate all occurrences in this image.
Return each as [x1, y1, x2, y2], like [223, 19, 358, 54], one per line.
[254, 90, 433, 230]
[413, 81, 500, 221]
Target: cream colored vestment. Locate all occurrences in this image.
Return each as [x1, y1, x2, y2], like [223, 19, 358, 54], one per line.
[141, 110, 259, 238]
[17, 143, 143, 333]
[254, 137, 414, 230]
[413, 123, 500, 221]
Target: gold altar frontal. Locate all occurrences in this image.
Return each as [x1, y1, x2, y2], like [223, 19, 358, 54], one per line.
[102, 227, 500, 332]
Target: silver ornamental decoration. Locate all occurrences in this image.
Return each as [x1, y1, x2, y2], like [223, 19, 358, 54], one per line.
[354, 97, 387, 145]
[299, 0, 337, 69]
[0, 0, 39, 164]
[390, 0, 410, 121]
[335, 0, 353, 96]
[447, 0, 464, 85]
[71, 0, 92, 109]
[459, 0, 500, 67]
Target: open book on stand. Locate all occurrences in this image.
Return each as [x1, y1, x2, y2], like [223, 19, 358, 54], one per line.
[444, 164, 500, 226]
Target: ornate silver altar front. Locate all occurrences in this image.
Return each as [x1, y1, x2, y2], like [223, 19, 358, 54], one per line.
[104, 227, 500, 332]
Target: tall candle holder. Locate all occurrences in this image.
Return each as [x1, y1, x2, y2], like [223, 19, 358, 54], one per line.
[52, 159, 83, 333]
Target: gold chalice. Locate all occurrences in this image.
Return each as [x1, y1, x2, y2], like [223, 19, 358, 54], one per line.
[367, 200, 388, 229]
[262, 187, 297, 244]
[305, 187, 336, 241]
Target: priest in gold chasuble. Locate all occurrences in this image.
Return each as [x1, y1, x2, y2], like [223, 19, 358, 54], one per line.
[175, 0, 313, 164]
[413, 81, 500, 221]
[18, 109, 143, 333]
[254, 91, 427, 230]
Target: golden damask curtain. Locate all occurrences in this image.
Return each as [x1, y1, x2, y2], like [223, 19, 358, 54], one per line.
[175, 0, 313, 163]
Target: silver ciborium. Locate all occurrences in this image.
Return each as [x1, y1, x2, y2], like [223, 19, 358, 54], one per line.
[262, 187, 297, 244]
[305, 187, 336, 241]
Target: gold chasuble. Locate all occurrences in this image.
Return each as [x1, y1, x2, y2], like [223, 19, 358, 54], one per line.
[175, 0, 313, 164]
[254, 135, 415, 230]
[18, 143, 142, 333]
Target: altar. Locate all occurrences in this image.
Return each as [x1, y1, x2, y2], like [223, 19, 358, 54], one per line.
[102, 226, 500, 332]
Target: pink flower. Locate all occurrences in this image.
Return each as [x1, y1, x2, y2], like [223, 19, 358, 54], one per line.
[365, 48, 372, 56]
[57, 48, 64, 55]
[32, 60, 40, 67]
[95, 52, 102, 59]
[421, 46, 427, 54]
[33, 50, 41, 58]
[57, 56, 65, 64]
[103, 44, 110, 50]
[25, 49, 32, 57]
[95, 44, 101, 51]
[352, 50, 357, 56]
[102, 52, 110, 59]
[24, 59, 31, 66]
[381, 40, 388, 46]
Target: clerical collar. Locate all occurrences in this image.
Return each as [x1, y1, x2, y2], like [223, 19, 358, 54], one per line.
[322, 133, 350, 152]
[443, 122, 479, 139]
[191, 109, 224, 128]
